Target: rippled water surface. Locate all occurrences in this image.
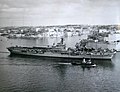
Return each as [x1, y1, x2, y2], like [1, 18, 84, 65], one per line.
[0, 36, 120, 92]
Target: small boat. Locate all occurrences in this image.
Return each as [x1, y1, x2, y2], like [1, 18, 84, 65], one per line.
[71, 58, 96, 67]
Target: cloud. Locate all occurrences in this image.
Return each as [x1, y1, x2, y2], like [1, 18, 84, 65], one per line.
[0, 0, 120, 26]
[0, 0, 120, 9]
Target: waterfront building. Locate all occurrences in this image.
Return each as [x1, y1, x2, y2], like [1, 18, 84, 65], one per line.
[104, 32, 120, 42]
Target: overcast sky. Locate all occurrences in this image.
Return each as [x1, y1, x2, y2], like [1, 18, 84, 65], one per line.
[0, 0, 120, 26]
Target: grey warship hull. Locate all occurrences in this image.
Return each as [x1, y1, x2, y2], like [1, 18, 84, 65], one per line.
[7, 46, 115, 60]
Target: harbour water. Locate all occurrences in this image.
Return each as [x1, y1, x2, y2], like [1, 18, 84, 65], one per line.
[0, 36, 120, 92]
